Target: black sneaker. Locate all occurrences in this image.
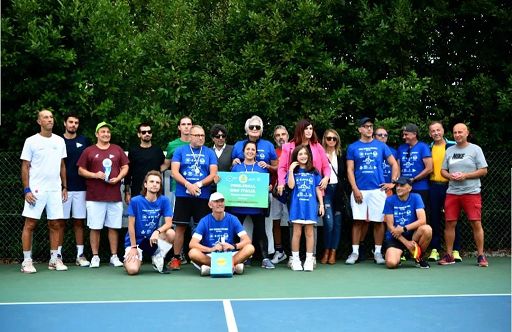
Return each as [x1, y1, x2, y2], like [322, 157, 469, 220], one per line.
[416, 259, 430, 269]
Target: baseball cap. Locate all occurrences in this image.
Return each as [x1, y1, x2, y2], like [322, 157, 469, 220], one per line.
[95, 121, 113, 133]
[393, 176, 413, 185]
[209, 192, 225, 202]
[402, 123, 419, 134]
[358, 117, 373, 127]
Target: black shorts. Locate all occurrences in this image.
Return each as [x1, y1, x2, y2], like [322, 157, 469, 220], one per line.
[384, 231, 413, 252]
[173, 196, 210, 226]
[138, 238, 158, 257]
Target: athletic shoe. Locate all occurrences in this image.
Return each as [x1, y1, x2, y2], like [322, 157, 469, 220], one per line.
[303, 257, 314, 271]
[287, 256, 293, 268]
[345, 252, 359, 265]
[453, 250, 463, 262]
[180, 253, 188, 265]
[243, 258, 252, 267]
[169, 257, 181, 270]
[200, 265, 211, 276]
[477, 255, 488, 267]
[76, 255, 90, 267]
[400, 255, 406, 262]
[291, 258, 303, 271]
[416, 259, 430, 269]
[90, 255, 100, 268]
[152, 253, 165, 273]
[21, 259, 37, 274]
[271, 251, 287, 264]
[109, 255, 123, 267]
[261, 258, 275, 269]
[373, 252, 385, 265]
[234, 263, 244, 275]
[411, 243, 422, 262]
[313, 256, 317, 268]
[428, 249, 440, 262]
[438, 254, 455, 265]
[49, 257, 68, 271]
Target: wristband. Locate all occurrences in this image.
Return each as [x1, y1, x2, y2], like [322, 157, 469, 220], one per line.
[62, 186, 67, 190]
[23, 187, 31, 195]
[156, 229, 161, 234]
[131, 245, 137, 248]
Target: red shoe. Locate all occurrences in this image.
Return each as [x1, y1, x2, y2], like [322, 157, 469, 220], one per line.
[168, 257, 181, 270]
[477, 255, 488, 267]
[438, 254, 455, 265]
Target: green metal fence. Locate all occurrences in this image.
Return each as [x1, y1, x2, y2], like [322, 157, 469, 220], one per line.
[0, 151, 510, 263]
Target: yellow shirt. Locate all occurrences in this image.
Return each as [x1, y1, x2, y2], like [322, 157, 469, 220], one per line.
[430, 143, 448, 182]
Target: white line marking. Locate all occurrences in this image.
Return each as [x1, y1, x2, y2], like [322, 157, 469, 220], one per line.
[0, 293, 509, 306]
[223, 299, 238, 332]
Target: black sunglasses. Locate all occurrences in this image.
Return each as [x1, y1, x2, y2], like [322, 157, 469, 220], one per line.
[139, 130, 152, 134]
[376, 133, 388, 138]
[214, 134, 226, 139]
[325, 136, 337, 142]
[249, 125, 261, 130]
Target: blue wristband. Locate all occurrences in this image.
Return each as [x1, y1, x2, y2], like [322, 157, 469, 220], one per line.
[23, 187, 31, 195]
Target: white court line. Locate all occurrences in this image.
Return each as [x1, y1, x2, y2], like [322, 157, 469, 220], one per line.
[0, 293, 509, 306]
[223, 300, 238, 332]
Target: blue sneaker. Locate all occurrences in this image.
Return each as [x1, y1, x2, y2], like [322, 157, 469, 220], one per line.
[261, 258, 275, 269]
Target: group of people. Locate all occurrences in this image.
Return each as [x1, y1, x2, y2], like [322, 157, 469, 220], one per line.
[19, 109, 489, 276]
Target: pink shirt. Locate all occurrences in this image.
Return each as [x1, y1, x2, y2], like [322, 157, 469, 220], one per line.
[277, 141, 331, 186]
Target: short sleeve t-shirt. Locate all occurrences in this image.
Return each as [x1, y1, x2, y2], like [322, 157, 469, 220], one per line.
[442, 143, 488, 195]
[397, 141, 432, 190]
[193, 213, 246, 247]
[64, 135, 90, 191]
[346, 139, 392, 190]
[287, 168, 322, 223]
[231, 138, 277, 165]
[383, 193, 424, 240]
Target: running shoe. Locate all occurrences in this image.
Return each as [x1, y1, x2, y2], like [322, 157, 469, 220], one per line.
[49, 256, 68, 271]
[169, 257, 181, 270]
[416, 259, 430, 269]
[373, 252, 385, 265]
[438, 254, 455, 265]
[303, 257, 314, 271]
[345, 252, 359, 265]
[90, 255, 100, 268]
[76, 255, 90, 267]
[234, 263, 244, 275]
[200, 265, 211, 276]
[271, 251, 287, 264]
[109, 255, 123, 267]
[477, 255, 488, 267]
[261, 258, 275, 269]
[428, 249, 440, 262]
[452, 250, 463, 262]
[21, 259, 37, 274]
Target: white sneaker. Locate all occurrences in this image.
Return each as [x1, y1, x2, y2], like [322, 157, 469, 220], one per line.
[345, 252, 359, 265]
[374, 252, 385, 265]
[152, 252, 164, 273]
[291, 258, 303, 271]
[287, 256, 293, 268]
[303, 257, 314, 271]
[90, 255, 100, 268]
[76, 255, 90, 267]
[21, 259, 37, 274]
[271, 251, 287, 264]
[110, 255, 123, 267]
[49, 257, 68, 271]
[200, 265, 211, 276]
[234, 263, 244, 275]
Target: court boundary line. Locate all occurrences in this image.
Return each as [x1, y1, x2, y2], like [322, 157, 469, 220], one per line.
[223, 300, 238, 332]
[1, 293, 509, 306]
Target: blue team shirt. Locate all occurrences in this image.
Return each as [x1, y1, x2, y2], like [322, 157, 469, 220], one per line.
[194, 213, 246, 247]
[172, 145, 217, 199]
[231, 138, 277, 165]
[383, 193, 424, 240]
[287, 168, 322, 223]
[124, 195, 173, 247]
[346, 139, 392, 190]
[64, 135, 90, 191]
[382, 146, 397, 184]
[230, 163, 269, 215]
[397, 142, 432, 190]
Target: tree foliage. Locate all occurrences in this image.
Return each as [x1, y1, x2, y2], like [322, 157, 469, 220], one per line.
[2, 0, 511, 151]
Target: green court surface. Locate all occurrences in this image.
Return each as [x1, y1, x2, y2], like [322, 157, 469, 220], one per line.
[1, 257, 509, 303]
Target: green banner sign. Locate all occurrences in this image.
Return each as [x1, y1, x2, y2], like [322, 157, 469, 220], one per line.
[217, 171, 269, 208]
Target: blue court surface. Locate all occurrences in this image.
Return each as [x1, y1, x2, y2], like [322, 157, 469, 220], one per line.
[1, 294, 510, 332]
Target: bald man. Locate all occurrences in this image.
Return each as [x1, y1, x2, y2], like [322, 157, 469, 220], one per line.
[439, 123, 488, 267]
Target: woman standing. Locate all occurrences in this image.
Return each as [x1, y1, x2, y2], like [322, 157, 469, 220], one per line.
[321, 129, 346, 264]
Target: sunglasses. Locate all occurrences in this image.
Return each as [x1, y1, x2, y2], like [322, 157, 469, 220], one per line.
[139, 130, 152, 135]
[376, 133, 388, 138]
[249, 125, 261, 131]
[213, 134, 226, 139]
[325, 136, 337, 142]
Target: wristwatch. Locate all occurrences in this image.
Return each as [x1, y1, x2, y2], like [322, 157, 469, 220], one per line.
[403, 226, 408, 233]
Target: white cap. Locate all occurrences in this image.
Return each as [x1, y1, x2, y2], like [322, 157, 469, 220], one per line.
[209, 192, 225, 202]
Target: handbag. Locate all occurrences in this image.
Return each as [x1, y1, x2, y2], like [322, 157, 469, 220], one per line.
[272, 184, 291, 205]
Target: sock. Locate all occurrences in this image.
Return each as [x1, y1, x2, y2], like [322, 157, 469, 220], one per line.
[57, 246, 62, 256]
[174, 254, 181, 259]
[292, 251, 299, 259]
[50, 250, 58, 260]
[352, 245, 360, 255]
[111, 254, 118, 259]
[375, 245, 382, 254]
[77, 245, 84, 257]
[275, 244, 283, 253]
[23, 251, 32, 260]
[306, 252, 313, 259]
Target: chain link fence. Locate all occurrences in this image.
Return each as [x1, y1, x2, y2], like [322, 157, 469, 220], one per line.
[0, 151, 510, 263]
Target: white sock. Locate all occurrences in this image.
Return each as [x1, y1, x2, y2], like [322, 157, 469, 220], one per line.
[375, 245, 382, 254]
[23, 251, 32, 260]
[292, 251, 300, 259]
[77, 245, 84, 257]
[111, 254, 118, 259]
[306, 252, 313, 259]
[50, 250, 58, 260]
[57, 246, 62, 256]
[352, 245, 359, 255]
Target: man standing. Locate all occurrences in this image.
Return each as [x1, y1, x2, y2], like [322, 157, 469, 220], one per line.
[210, 123, 233, 193]
[77, 121, 129, 268]
[62, 113, 91, 267]
[170, 125, 218, 270]
[427, 121, 462, 262]
[188, 192, 255, 276]
[345, 117, 398, 265]
[124, 123, 165, 203]
[374, 127, 397, 186]
[384, 177, 432, 269]
[439, 123, 488, 267]
[123, 171, 175, 275]
[160, 116, 193, 180]
[397, 124, 433, 220]
[21, 109, 68, 273]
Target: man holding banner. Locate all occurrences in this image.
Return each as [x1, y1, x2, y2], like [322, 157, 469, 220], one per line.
[188, 192, 255, 276]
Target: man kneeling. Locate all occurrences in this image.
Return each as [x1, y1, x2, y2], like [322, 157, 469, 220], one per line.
[384, 177, 432, 269]
[189, 192, 255, 276]
[124, 171, 175, 275]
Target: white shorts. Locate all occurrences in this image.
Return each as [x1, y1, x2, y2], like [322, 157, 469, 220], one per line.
[86, 201, 123, 230]
[350, 188, 386, 222]
[62, 191, 87, 219]
[270, 195, 289, 226]
[124, 246, 144, 261]
[22, 190, 63, 220]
